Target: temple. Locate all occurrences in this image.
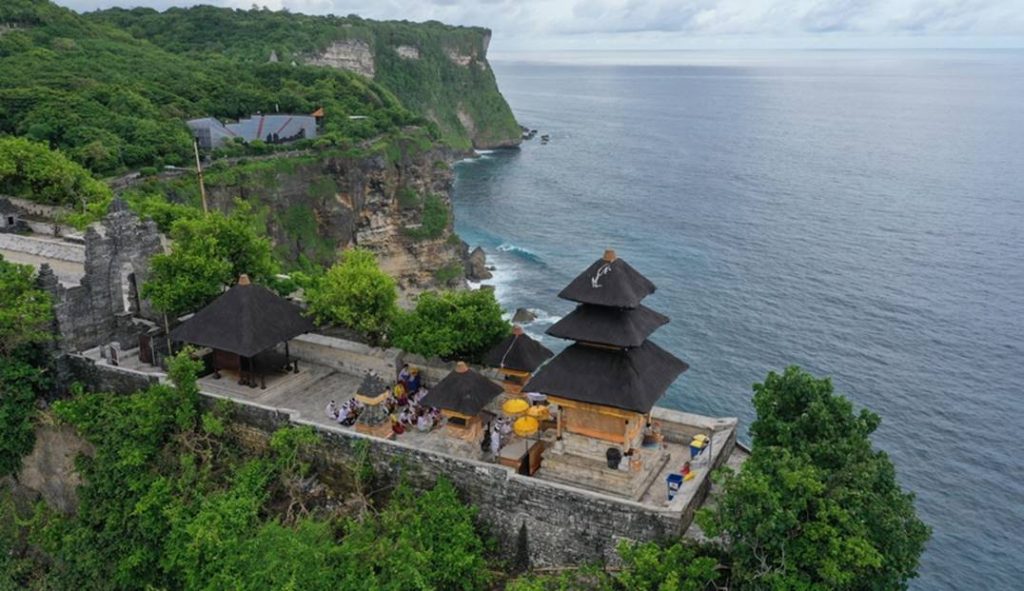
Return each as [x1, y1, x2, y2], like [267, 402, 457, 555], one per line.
[525, 249, 689, 499]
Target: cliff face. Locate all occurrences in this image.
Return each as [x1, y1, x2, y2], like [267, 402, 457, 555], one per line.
[86, 7, 522, 151]
[304, 24, 521, 150]
[199, 142, 466, 292]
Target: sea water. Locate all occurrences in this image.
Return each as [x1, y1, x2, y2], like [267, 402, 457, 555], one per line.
[452, 50, 1024, 590]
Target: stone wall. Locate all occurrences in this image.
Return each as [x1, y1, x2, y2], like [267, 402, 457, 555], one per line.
[38, 204, 164, 352]
[58, 355, 736, 568]
[219, 397, 690, 567]
[289, 334, 401, 378]
[60, 353, 161, 395]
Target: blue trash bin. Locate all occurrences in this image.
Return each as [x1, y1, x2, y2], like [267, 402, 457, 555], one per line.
[666, 473, 684, 501]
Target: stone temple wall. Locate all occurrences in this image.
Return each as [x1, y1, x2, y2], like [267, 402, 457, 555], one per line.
[218, 398, 691, 568]
[38, 203, 164, 352]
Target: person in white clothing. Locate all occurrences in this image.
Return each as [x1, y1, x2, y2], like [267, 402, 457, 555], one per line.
[325, 400, 338, 420]
[490, 424, 502, 456]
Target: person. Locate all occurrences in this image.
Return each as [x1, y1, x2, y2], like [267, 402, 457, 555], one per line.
[406, 368, 421, 394]
[681, 461, 691, 478]
[325, 400, 338, 420]
[490, 423, 502, 456]
[417, 410, 433, 432]
[413, 387, 428, 405]
[391, 414, 405, 435]
[394, 383, 408, 407]
[398, 363, 412, 387]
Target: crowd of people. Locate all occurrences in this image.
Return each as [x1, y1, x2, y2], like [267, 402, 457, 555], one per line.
[324, 364, 442, 435]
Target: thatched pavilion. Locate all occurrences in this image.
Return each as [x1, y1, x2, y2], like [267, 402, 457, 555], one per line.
[170, 275, 315, 388]
[482, 325, 553, 396]
[420, 361, 503, 442]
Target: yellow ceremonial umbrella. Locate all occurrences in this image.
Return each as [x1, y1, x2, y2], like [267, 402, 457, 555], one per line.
[502, 397, 529, 417]
[513, 416, 539, 437]
[526, 405, 549, 421]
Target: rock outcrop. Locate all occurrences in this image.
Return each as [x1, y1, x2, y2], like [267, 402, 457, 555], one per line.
[304, 39, 376, 78]
[466, 246, 492, 280]
[202, 143, 466, 293]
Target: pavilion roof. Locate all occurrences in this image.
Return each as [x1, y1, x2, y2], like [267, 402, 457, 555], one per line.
[557, 250, 656, 309]
[523, 340, 687, 413]
[482, 327, 554, 373]
[547, 304, 668, 348]
[170, 278, 315, 358]
[420, 362, 503, 416]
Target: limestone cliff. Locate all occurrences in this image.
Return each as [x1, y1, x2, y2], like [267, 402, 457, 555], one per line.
[85, 7, 522, 151]
[197, 141, 466, 292]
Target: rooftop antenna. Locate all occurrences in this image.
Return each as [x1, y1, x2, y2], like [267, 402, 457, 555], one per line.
[193, 138, 209, 215]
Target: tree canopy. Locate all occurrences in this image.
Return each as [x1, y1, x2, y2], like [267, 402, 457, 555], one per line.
[0, 0, 426, 176]
[142, 204, 278, 317]
[391, 289, 510, 362]
[698, 366, 930, 590]
[0, 136, 111, 209]
[0, 256, 53, 478]
[305, 248, 398, 345]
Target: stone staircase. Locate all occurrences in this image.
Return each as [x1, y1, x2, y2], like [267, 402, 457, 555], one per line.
[537, 446, 670, 501]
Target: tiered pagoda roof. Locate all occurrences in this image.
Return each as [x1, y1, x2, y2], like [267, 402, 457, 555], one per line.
[525, 249, 687, 413]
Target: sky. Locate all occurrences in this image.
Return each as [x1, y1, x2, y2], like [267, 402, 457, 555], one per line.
[53, 0, 1024, 53]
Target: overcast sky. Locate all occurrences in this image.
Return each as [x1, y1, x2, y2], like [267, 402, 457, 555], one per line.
[54, 0, 1024, 53]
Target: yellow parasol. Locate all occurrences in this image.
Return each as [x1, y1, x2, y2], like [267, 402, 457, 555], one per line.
[502, 397, 529, 417]
[526, 405, 549, 421]
[513, 416, 539, 438]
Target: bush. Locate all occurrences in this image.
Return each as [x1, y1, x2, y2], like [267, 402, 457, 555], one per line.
[391, 289, 509, 362]
[698, 366, 930, 590]
[403, 194, 448, 240]
[0, 137, 111, 210]
[304, 248, 397, 345]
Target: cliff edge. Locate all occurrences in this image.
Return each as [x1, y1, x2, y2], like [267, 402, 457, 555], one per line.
[87, 7, 522, 150]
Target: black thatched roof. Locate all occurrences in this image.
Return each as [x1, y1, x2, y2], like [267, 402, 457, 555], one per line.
[482, 328, 554, 373]
[358, 372, 390, 397]
[420, 363, 503, 416]
[523, 340, 688, 413]
[547, 304, 669, 348]
[170, 281, 315, 358]
[557, 251, 656, 308]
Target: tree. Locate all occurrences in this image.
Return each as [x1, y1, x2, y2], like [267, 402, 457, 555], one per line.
[0, 256, 53, 358]
[305, 248, 397, 345]
[142, 204, 278, 317]
[391, 289, 510, 362]
[0, 137, 111, 211]
[698, 366, 930, 590]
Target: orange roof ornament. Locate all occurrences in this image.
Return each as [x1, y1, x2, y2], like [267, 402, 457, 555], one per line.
[311, 107, 325, 118]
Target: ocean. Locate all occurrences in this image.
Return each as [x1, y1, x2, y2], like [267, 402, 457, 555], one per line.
[451, 50, 1024, 590]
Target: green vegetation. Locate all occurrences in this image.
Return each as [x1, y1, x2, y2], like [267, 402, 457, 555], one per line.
[697, 366, 931, 590]
[86, 5, 521, 149]
[0, 256, 53, 479]
[434, 261, 465, 286]
[404, 194, 449, 241]
[0, 350, 494, 590]
[142, 204, 278, 317]
[392, 289, 509, 362]
[0, 137, 112, 225]
[0, 0, 425, 176]
[305, 248, 398, 346]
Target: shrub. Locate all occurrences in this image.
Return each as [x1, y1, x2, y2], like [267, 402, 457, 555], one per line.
[305, 248, 397, 345]
[403, 194, 448, 240]
[391, 289, 509, 361]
